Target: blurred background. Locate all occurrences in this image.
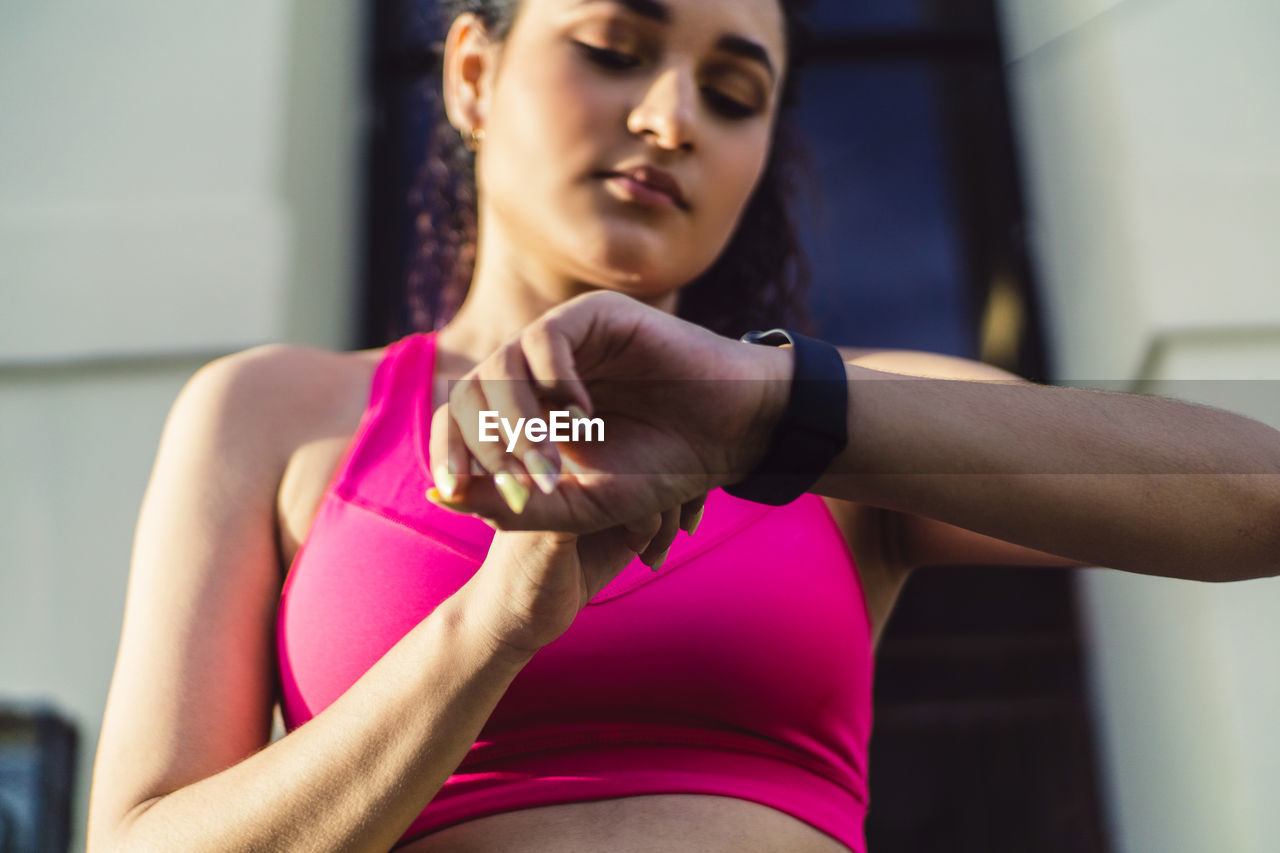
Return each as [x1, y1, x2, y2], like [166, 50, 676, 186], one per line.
[2, 0, 1278, 850]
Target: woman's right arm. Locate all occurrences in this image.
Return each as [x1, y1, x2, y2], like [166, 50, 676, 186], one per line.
[86, 347, 544, 853]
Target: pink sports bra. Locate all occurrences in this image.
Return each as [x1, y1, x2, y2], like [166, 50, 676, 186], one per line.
[276, 331, 874, 851]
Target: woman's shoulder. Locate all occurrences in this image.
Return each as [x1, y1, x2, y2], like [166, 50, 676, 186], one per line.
[191, 340, 383, 416]
[834, 345, 1024, 381]
[174, 342, 388, 479]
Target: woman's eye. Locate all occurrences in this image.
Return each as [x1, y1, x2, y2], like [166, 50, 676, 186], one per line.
[702, 88, 756, 120]
[575, 42, 641, 71]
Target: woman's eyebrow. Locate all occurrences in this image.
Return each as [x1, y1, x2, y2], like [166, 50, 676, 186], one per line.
[590, 0, 670, 25]
[715, 35, 776, 83]
[579, 0, 777, 82]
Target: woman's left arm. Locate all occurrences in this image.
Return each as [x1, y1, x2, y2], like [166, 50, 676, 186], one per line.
[426, 291, 1280, 583]
[806, 348, 1280, 582]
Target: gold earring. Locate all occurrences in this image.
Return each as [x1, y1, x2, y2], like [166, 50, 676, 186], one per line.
[466, 126, 485, 150]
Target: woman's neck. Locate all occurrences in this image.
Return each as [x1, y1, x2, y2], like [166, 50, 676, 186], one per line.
[436, 236, 680, 370]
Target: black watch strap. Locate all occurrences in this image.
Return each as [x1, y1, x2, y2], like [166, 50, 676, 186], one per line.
[723, 329, 849, 506]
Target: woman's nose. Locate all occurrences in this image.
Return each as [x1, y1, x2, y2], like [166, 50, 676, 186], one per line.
[626, 66, 697, 153]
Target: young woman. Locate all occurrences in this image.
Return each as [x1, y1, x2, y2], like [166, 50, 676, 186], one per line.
[87, 0, 1280, 851]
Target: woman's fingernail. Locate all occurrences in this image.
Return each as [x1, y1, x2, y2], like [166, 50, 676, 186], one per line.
[567, 403, 590, 422]
[685, 505, 704, 536]
[494, 471, 529, 515]
[523, 448, 560, 495]
[560, 453, 584, 476]
[650, 548, 670, 573]
[434, 467, 458, 499]
[426, 487, 465, 510]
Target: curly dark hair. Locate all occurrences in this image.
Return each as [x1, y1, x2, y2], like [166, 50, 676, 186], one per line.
[407, 0, 815, 339]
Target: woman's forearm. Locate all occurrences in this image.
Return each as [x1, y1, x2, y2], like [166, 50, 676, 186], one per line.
[101, 585, 532, 853]
[809, 365, 1280, 581]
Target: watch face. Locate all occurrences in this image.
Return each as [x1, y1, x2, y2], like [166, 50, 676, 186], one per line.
[741, 329, 794, 347]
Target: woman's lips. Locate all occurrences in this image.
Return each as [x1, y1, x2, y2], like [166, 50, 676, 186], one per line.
[598, 167, 688, 211]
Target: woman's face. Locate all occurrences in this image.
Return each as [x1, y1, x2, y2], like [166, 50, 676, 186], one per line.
[472, 0, 786, 295]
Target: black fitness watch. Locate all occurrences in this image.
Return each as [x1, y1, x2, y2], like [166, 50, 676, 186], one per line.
[723, 329, 849, 506]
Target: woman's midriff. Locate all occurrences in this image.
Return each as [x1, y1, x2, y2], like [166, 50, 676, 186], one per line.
[394, 794, 853, 852]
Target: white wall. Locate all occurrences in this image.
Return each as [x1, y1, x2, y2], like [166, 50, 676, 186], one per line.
[998, 0, 1280, 850]
[0, 2, 366, 849]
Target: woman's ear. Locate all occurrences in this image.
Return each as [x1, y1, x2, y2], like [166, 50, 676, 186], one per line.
[442, 13, 498, 141]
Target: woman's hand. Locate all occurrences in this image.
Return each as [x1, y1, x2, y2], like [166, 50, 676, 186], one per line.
[461, 514, 675, 658]
[426, 290, 791, 533]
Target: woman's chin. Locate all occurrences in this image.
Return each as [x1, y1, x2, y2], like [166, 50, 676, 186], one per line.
[575, 243, 697, 293]
[581, 264, 684, 301]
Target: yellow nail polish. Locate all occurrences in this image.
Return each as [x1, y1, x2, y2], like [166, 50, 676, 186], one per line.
[568, 403, 590, 422]
[425, 487, 465, 510]
[686, 505, 705, 536]
[494, 471, 529, 515]
[434, 467, 458, 499]
[523, 448, 560, 495]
